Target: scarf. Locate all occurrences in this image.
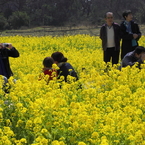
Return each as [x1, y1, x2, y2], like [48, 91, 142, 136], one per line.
[124, 21, 137, 47]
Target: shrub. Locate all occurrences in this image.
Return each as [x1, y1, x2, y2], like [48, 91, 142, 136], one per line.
[0, 14, 8, 30]
[8, 11, 29, 29]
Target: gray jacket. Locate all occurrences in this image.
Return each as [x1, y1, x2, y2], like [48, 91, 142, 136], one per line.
[121, 50, 142, 68]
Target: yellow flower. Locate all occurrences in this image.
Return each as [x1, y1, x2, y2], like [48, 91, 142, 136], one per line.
[20, 138, 27, 143]
[16, 119, 23, 127]
[3, 127, 15, 137]
[1, 35, 145, 145]
[91, 132, 99, 139]
[72, 121, 79, 130]
[128, 135, 135, 141]
[51, 140, 60, 145]
[6, 119, 12, 126]
[59, 141, 65, 145]
[1, 135, 12, 145]
[34, 117, 42, 124]
[0, 128, 3, 136]
[78, 142, 86, 145]
[41, 128, 48, 134]
[25, 120, 33, 129]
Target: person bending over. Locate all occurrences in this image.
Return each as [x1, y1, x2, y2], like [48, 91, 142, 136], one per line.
[121, 46, 145, 68]
[51, 52, 78, 82]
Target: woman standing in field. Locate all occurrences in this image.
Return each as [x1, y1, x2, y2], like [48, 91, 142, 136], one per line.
[120, 10, 142, 59]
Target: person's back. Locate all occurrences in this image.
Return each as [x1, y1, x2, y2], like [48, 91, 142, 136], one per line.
[51, 51, 78, 82]
[121, 46, 145, 68]
[58, 62, 78, 82]
[121, 51, 136, 67]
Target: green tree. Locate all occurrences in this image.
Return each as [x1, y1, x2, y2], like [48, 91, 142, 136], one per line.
[8, 11, 29, 29]
[0, 14, 8, 30]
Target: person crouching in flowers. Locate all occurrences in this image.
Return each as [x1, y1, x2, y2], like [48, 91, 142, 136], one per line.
[51, 52, 78, 82]
[39, 57, 57, 83]
[121, 46, 145, 69]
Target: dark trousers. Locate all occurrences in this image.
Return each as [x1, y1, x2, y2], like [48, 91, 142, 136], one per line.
[121, 45, 137, 59]
[104, 47, 120, 65]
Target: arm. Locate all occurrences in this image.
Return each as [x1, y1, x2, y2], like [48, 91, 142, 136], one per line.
[122, 56, 142, 67]
[119, 26, 122, 41]
[120, 24, 134, 40]
[116, 24, 122, 41]
[135, 24, 142, 41]
[100, 26, 104, 40]
[7, 44, 20, 57]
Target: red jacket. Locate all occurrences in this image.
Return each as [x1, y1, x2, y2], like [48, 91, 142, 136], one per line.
[43, 68, 57, 80]
[39, 68, 57, 81]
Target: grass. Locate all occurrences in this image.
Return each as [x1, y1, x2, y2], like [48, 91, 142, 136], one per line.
[1, 24, 145, 36]
[0, 25, 100, 36]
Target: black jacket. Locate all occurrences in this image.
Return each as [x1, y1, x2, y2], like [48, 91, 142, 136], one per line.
[57, 62, 78, 82]
[0, 47, 19, 78]
[100, 22, 121, 51]
[120, 20, 141, 58]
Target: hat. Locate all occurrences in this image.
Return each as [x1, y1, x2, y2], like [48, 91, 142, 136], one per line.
[51, 52, 67, 63]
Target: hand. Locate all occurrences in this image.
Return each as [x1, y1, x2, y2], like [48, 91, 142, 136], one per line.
[0, 43, 3, 49]
[133, 34, 138, 39]
[141, 53, 145, 62]
[7, 43, 13, 49]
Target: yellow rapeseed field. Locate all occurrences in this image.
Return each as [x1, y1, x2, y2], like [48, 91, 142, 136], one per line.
[1, 35, 145, 145]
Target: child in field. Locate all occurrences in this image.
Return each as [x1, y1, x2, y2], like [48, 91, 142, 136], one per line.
[39, 57, 57, 82]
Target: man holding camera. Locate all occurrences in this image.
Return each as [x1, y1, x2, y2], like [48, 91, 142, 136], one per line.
[0, 43, 19, 79]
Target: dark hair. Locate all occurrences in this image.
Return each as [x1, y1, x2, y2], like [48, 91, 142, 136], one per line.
[122, 10, 132, 19]
[134, 46, 145, 54]
[43, 57, 54, 68]
[51, 52, 67, 63]
[104, 12, 113, 18]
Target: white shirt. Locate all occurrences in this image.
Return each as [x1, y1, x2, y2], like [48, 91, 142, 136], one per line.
[107, 26, 115, 48]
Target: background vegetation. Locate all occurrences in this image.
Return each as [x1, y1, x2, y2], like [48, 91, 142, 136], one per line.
[0, 0, 145, 31]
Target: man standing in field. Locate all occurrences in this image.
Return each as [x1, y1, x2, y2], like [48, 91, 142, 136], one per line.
[100, 12, 121, 65]
[120, 10, 141, 59]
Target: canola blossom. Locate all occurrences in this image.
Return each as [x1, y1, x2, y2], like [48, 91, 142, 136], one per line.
[0, 35, 145, 145]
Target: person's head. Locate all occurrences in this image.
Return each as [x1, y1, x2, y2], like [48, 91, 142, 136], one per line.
[122, 10, 133, 21]
[0, 43, 12, 49]
[51, 52, 67, 64]
[43, 57, 54, 68]
[134, 46, 145, 58]
[105, 12, 114, 26]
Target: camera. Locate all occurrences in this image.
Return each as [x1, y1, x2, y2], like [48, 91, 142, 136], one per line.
[2, 43, 11, 47]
